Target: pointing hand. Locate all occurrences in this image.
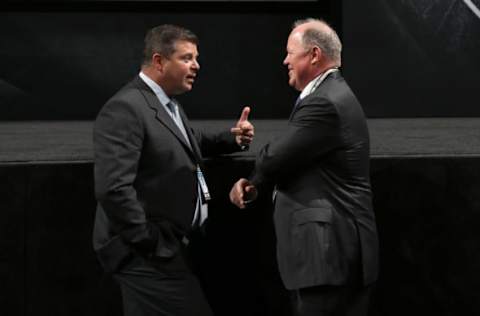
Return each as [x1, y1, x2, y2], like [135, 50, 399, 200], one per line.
[230, 107, 254, 147]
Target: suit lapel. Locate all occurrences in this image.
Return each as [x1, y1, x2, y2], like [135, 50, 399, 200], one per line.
[133, 76, 198, 160]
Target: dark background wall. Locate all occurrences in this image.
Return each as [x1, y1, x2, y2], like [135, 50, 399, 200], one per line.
[0, 1, 338, 120]
[343, 0, 480, 117]
[2, 0, 480, 120]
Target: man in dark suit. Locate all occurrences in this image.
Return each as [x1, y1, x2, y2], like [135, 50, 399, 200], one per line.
[230, 19, 378, 316]
[93, 24, 254, 316]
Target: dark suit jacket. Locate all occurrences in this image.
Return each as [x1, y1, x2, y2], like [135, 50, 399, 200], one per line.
[93, 76, 240, 273]
[251, 71, 379, 290]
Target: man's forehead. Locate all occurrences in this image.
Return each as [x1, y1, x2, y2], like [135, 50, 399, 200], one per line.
[289, 31, 303, 41]
[287, 32, 303, 47]
[173, 40, 198, 52]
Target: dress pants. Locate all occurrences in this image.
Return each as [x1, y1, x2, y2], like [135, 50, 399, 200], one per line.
[290, 283, 373, 316]
[113, 238, 213, 316]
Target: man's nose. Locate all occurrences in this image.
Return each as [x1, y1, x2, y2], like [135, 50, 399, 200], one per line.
[193, 60, 200, 70]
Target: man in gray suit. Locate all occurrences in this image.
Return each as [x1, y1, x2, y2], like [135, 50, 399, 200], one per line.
[94, 24, 253, 316]
[230, 18, 378, 316]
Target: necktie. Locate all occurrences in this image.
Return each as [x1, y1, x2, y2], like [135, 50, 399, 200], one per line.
[294, 95, 302, 109]
[165, 100, 191, 148]
[289, 96, 302, 121]
[166, 100, 208, 229]
[166, 100, 176, 116]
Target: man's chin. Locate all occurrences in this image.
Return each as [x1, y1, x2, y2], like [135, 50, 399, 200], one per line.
[170, 86, 191, 96]
[174, 84, 192, 95]
[184, 83, 193, 91]
[288, 79, 297, 89]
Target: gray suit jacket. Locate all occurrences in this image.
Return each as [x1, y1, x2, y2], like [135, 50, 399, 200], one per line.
[251, 71, 379, 290]
[93, 76, 240, 273]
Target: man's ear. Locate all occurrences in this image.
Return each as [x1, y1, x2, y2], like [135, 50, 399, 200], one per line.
[311, 46, 322, 65]
[152, 53, 165, 72]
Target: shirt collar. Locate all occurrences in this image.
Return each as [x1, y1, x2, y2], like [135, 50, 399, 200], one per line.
[139, 71, 171, 107]
[299, 68, 339, 100]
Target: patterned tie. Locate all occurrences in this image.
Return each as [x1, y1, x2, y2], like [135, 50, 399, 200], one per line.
[166, 100, 176, 116]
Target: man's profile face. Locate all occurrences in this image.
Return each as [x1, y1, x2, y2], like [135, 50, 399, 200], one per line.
[283, 31, 311, 91]
[162, 40, 200, 95]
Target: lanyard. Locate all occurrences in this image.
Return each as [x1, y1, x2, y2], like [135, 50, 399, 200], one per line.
[196, 165, 211, 202]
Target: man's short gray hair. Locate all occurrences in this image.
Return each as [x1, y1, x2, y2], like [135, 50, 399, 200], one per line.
[293, 18, 342, 66]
